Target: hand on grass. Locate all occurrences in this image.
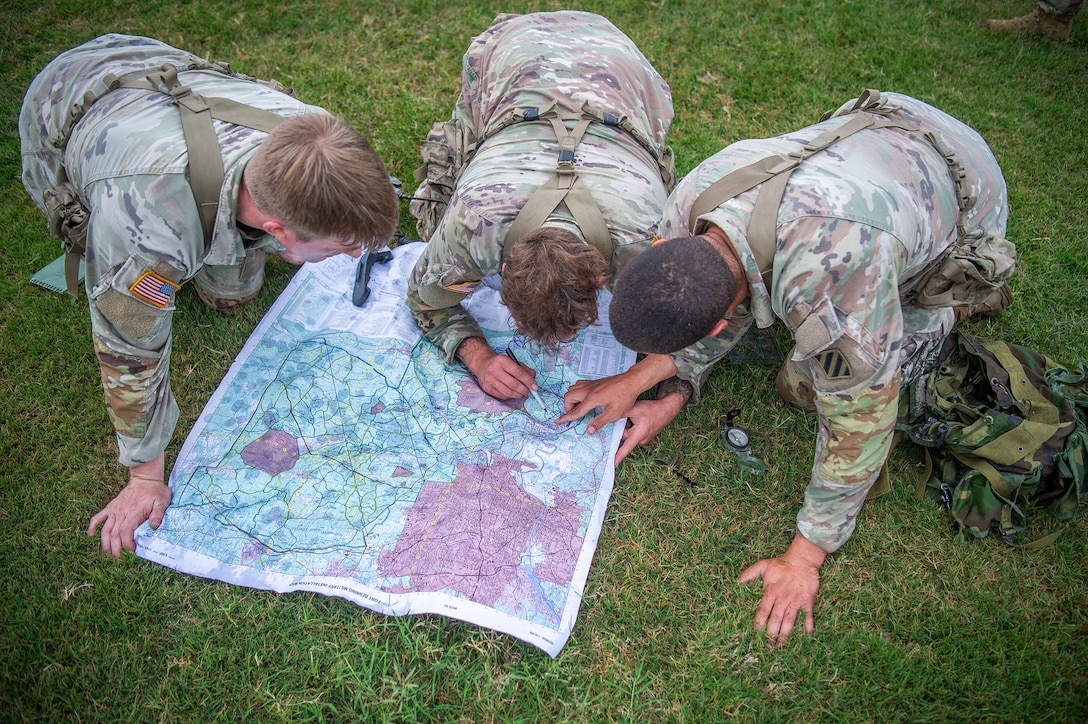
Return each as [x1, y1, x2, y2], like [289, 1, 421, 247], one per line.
[738, 534, 827, 645]
[87, 456, 171, 557]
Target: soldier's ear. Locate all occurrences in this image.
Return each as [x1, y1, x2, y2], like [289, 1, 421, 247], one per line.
[262, 219, 285, 236]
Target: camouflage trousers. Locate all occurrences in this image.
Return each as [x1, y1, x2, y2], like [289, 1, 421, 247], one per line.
[1041, 0, 1083, 16]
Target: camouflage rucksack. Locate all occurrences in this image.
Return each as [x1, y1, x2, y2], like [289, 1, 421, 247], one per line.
[900, 332, 1088, 544]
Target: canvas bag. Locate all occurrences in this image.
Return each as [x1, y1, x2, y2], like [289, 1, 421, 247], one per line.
[901, 332, 1088, 543]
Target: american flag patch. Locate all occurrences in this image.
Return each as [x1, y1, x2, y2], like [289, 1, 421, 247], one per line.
[129, 271, 180, 308]
[442, 280, 481, 295]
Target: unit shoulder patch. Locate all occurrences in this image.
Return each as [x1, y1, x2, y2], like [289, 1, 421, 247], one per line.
[814, 348, 853, 380]
[442, 280, 481, 295]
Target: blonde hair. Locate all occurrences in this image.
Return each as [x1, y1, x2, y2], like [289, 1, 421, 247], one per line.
[245, 113, 398, 249]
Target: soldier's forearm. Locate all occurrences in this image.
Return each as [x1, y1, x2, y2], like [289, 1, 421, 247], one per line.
[625, 354, 679, 396]
[455, 336, 495, 379]
[128, 454, 166, 485]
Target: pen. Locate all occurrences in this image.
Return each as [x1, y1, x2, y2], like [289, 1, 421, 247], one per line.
[504, 347, 546, 408]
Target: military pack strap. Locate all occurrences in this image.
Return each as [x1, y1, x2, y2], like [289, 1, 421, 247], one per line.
[851, 93, 976, 247]
[110, 64, 287, 242]
[500, 103, 615, 265]
[686, 107, 919, 281]
[49, 61, 289, 297]
[481, 100, 662, 165]
[685, 89, 987, 294]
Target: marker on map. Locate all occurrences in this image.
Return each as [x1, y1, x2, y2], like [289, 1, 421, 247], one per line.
[504, 347, 546, 409]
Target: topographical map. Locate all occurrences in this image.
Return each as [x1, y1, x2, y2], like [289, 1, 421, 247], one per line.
[135, 243, 635, 656]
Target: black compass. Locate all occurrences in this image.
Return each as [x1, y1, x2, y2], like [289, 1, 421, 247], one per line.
[721, 409, 768, 475]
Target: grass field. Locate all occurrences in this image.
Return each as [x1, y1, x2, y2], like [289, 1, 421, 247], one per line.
[2, 0, 1086, 721]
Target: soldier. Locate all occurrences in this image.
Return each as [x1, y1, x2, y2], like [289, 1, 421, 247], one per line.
[406, 11, 675, 401]
[560, 92, 1014, 643]
[20, 34, 399, 558]
[987, 1, 1082, 42]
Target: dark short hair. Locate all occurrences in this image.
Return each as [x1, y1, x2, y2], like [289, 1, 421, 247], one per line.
[610, 236, 735, 353]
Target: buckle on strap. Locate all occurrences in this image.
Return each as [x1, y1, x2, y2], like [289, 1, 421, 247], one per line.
[557, 137, 577, 173]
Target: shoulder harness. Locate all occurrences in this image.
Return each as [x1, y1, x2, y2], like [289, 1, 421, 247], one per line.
[479, 100, 673, 268]
[50, 59, 291, 298]
[685, 89, 977, 292]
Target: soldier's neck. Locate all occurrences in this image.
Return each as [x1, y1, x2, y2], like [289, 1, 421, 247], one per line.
[235, 175, 270, 230]
[700, 223, 750, 308]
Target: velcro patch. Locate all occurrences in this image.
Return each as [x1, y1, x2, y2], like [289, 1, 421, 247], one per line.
[814, 348, 852, 380]
[442, 280, 481, 295]
[129, 271, 180, 308]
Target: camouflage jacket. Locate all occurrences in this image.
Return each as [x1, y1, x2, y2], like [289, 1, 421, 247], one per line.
[406, 11, 674, 361]
[657, 93, 1010, 552]
[20, 34, 323, 467]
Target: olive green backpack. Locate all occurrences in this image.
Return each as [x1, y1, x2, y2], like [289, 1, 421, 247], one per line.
[900, 332, 1088, 545]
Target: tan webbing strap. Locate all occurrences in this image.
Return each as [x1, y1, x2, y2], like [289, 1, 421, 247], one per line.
[746, 113, 917, 279]
[686, 102, 920, 283]
[51, 63, 288, 256]
[128, 65, 288, 242]
[923, 130, 975, 238]
[50, 61, 289, 299]
[64, 243, 81, 301]
[141, 65, 224, 241]
[51, 73, 125, 150]
[504, 176, 613, 263]
[504, 109, 613, 265]
[746, 167, 792, 281]
[686, 153, 802, 234]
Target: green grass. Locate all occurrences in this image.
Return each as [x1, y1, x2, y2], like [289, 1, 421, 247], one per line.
[2, 0, 1087, 721]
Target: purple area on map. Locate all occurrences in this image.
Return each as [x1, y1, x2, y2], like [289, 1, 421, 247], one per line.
[376, 454, 584, 619]
[371, 401, 386, 414]
[393, 466, 412, 478]
[240, 539, 273, 565]
[321, 556, 361, 577]
[454, 376, 522, 414]
[240, 429, 299, 475]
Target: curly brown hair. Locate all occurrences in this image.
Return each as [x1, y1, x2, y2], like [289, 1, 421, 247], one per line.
[245, 113, 398, 250]
[500, 226, 608, 346]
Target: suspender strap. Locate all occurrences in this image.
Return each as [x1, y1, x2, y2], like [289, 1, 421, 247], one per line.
[685, 95, 921, 282]
[502, 104, 615, 266]
[64, 244, 81, 302]
[51, 63, 288, 246]
[922, 130, 975, 238]
[119, 64, 287, 242]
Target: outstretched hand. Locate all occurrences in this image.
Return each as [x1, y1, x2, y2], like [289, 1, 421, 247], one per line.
[614, 396, 685, 464]
[558, 373, 643, 434]
[87, 460, 172, 557]
[737, 534, 827, 645]
[558, 353, 680, 433]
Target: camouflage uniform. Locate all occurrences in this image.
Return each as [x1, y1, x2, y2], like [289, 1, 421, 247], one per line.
[406, 11, 674, 361]
[20, 34, 324, 468]
[656, 93, 1010, 553]
[1041, 0, 1083, 17]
